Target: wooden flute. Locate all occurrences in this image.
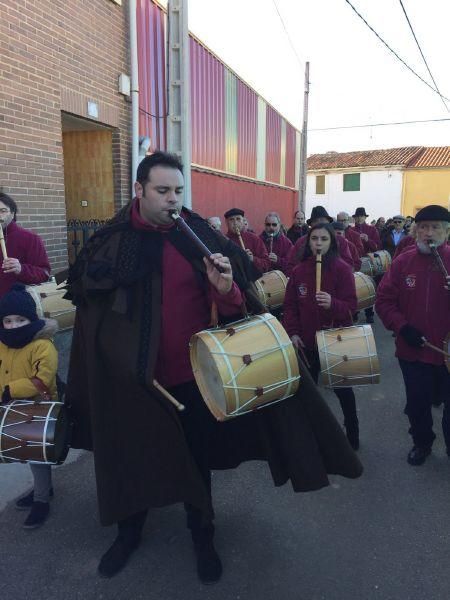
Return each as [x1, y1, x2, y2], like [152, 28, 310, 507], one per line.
[169, 209, 225, 273]
[315, 249, 322, 293]
[428, 241, 449, 279]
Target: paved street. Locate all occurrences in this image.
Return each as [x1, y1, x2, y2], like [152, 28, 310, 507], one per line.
[1, 317, 449, 600]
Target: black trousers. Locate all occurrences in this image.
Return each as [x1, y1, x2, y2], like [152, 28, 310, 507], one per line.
[305, 350, 358, 429]
[399, 359, 450, 450]
[118, 381, 215, 544]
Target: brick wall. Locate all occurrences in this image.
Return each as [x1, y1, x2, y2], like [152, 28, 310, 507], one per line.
[0, 0, 131, 272]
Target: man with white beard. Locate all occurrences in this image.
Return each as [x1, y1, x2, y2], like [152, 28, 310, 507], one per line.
[376, 205, 450, 467]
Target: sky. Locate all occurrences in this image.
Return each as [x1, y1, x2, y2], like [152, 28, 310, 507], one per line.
[172, 0, 450, 155]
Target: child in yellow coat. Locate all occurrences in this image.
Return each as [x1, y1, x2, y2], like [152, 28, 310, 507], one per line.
[0, 284, 58, 528]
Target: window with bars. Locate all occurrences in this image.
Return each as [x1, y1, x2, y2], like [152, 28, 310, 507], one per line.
[343, 173, 360, 192]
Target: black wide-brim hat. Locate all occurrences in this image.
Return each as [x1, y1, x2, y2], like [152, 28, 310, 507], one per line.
[224, 208, 245, 219]
[307, 205, 333, 226]
[414, 204, 450, 222]
[353, 207, 369, 218]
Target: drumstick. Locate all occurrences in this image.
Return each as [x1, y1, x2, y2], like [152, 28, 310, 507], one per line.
[0, 226, 7, 260]
[315, 249, 322, 293]
[153, 379, 185, 411]
[421, 339, 450, 360]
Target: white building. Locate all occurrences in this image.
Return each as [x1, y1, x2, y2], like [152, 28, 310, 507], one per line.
[306, 147, 424, 220]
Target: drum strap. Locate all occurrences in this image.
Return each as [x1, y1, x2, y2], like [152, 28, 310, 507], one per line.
[30, 377, 52, 402]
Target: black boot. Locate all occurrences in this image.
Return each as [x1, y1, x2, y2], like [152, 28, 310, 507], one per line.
[192, 526, 222, 585]
[98, 510, 147, 578]
[98, 536, 141, 578]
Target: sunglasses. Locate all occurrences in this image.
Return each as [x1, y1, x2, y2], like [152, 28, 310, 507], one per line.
[265, 223, 278, 227]
[393, 220, 403, 224]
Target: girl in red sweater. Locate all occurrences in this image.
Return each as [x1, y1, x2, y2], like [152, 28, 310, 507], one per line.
[283, 223, 360, 449]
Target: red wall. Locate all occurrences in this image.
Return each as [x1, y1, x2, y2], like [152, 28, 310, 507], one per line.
[191, 170, 298, 234]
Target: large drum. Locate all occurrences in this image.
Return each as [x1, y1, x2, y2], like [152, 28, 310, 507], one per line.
[316, 325, 380, 388]
[360, 256, 375, 278]
[26, 281, 75, 331]
[254, 270, 288, 310]
[368, 250, 392, 275]
[354, 272, 376, 310]
[190, 313, 300, 421]
[0, 400, 71, 464]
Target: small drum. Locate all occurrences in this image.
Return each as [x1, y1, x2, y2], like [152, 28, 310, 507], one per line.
[254, 270, 288, 309]
[360, 256, 375, 278]
[368, 250, 392, 275]
[354, 272, 376, 310]
[190, 313, 300, 421]
[316, 325, 380, 388]
[0, 399, 71, 464]
[27, 281, 75, 331]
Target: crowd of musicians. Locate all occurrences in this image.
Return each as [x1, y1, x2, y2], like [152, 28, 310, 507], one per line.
[0, 152, 449, 586]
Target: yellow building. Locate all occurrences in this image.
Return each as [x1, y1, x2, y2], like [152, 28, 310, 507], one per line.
[401, 147, 450, 216]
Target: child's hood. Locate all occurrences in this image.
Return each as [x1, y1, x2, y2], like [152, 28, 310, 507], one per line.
[33, 318, 59, 341]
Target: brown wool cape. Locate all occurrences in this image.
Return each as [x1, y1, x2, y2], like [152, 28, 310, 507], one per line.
[65, 204, 363, 526]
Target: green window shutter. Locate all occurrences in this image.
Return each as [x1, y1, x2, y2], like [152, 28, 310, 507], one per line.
[343, 173, 360, 191]
[315, 175, 325, 194]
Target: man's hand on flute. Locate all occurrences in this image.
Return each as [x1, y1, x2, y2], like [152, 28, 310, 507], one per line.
[204, 253, 233, 295]
[2, 257, 21, 274]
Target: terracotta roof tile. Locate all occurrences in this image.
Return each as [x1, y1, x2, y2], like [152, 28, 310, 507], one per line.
[307, 147, 424, 170]
[406, 146, 450, 168]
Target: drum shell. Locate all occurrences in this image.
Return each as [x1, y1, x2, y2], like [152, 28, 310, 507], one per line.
[354, 272, 376, 310]
[190, 313, 300, 421]
[0, 400, 71, 464]
[368, 250, 392, 275]
[360, 257, 375, 278]
[26, 282, 75, 331]
[316, 325, 380, 388]
[254, 271, 288, 309]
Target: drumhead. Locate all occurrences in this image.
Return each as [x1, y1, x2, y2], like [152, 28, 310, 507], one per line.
[191, 336, 228, 420]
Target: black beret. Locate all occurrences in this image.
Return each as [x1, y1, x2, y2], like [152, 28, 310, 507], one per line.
[224, 208, 245, 219]
[414, 205, 450, 223]
[330, 221, 345, 231]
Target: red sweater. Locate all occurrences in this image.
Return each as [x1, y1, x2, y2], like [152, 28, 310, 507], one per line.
[130, 201, 243, 387]
[345, 226, 364, 256]
[0, 221, 50, 297]
[286, 234, 354, 276]
[347, 239, 362, 271]
[283, 256, 357, 350]
[376, 244, 450, 365]
[259, 232, 293, 274]
[226, 230, 271, 275]
[353, 222, 381, 253]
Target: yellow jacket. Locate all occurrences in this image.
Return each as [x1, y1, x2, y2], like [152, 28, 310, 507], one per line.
[0, 319, 58, 400]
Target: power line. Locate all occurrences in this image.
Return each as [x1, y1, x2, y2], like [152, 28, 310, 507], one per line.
[271, 0, 305, 70]
[398, 0, 449, 113]
[343, 0, 450, 104]
[310, 117, 450, 131]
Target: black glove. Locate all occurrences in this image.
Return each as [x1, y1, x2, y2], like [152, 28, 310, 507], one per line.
[399, 324, 425, 348]
[1, 386, 11, 405]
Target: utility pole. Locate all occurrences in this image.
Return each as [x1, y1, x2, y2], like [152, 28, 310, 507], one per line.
[298, 61, 310, 214]
[167, 0, 192, 208]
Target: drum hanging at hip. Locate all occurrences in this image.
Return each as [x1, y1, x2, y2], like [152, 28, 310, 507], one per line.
[254, 270, 288, 309]
[26, 281, 75, 331]
[368, 250, 392, 275]
[360, 256, 375, 278]
[354, 272, 376, 310]
[0, 400, 71, 465]
[316, 325, 380, 388]
[190, 313, 300, 421]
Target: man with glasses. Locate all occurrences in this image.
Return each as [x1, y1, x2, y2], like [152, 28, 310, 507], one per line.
[381, 215, 407, 257]
[0, 192, 50, 297]
[259, 212, 293, 274]
[336, 211, 364, 256]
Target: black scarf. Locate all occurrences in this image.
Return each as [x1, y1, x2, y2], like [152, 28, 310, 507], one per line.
[0, 320, 46, 349]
